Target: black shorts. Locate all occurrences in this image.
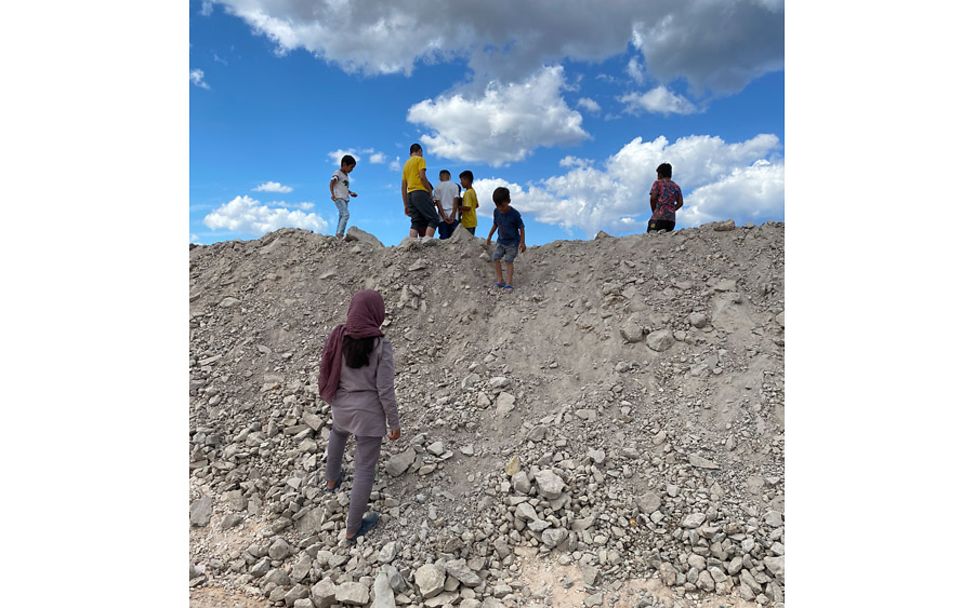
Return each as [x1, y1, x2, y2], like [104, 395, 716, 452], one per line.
[647, 219, 675, 232]
[408, 190, 439, 232]
[465, 226, 476, 236]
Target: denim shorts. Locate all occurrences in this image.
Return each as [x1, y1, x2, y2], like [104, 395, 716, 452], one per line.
[492, 242, 519, 263]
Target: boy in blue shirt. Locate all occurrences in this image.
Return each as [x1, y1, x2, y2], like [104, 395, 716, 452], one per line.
[485, 187, 526, 290]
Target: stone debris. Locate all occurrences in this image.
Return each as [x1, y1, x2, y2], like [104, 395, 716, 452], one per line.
[188, 223, 786, 607]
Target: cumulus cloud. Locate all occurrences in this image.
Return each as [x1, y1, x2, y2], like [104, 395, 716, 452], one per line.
[407, 66, 589, 165]
[620, 86, 697, 115]
[253, 180, 293, 193]
[577, 97, 601, 114]
[368, 152, 386, 164]
[473, 133, 782, 235]
[212, 0, 782, 94]
[190, 68, 210, 90]
[626, 57, 645, 84]
[203, 195, 327, 235]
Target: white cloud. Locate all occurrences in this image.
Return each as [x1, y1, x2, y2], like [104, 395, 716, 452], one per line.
[472, 133, 782, 235]
[190, 68, 210, 90]
[620, 86, 697, 115]
[203, 195, 327, 235]
[388, 156, 401, 172]
[200, 1, 214, 16]
[626, 57, 645, 84]
[407, 66, 589, 166]
[577, 97, 601, 113]
[559, 156, 593, 169]
[212, 0, 782, 94]
[368, 152, 386, 164]
[253, 180, 293, 193]
[190, 233, 201, 243]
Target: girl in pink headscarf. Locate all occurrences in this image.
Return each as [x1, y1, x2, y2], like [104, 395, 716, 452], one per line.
[318, 289, 401, 542]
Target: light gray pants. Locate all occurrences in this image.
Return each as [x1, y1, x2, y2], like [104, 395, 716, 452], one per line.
[333, 198, 350, 236]
[325, 426, 382, 535]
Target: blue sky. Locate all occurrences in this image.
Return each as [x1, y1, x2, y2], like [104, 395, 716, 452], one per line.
[190, 0, 784, 246]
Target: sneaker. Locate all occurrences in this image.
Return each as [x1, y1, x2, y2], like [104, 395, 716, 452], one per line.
[346, 512, 381, 544]
[420, 236, 433, 244]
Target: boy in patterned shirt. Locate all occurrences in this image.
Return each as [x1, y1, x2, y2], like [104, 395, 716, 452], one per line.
[330, 155, 358, 238]
[648, 162, 683, 232]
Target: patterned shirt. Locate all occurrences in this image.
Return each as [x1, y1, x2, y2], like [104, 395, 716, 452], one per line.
[650, 179, 682, 222]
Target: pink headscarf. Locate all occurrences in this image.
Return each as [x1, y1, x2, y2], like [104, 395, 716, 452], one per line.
[318, 290, 386, 403]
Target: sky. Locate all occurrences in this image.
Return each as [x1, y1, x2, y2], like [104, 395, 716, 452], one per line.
[190, 0, 784, 246]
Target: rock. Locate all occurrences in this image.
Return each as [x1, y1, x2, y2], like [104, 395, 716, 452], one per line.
[334, 581, 370, 606]
[682, 513, 706, 528]
[595, 230, 611, 239]
[688, 312, 709, 328]
[493, 538, 511, 558]
[580, 564, 600, 586]
[294, 600, 314, 608]
[515, 502, 541, 522]
[511, 471, 531, 494]
[189, 495, 213, 527]
[636, 491, 661, 514]
[587, 448, 606, 464]
[459, 445, 474, 456]
[345, 226, 383, 249]
[689, 453, 720, 469]
[302, 412, 324, 432]
[220, 512, 243, 530]
[505, 456, 521, 477]
[495, 392, 516, 416]
[445, 559, 482, 587]
[541, 527, 569, 548]
[426, 591, 460, 607]
[764, 510, 784, 527]
[291, 554, 312, 581]
[764, 556, 785, 579]
[488, 376, 510, 389]
[688, 555, 706, 571]
[714, 278, 737, 292]
[534, 470, 566, 499]
[584, 593, 604, 607]
[268, 538, 291, 560]
[378, 541, 399, 564]
[659, 562, 678, 586]
[415, 564, 446, 599]
[713, 219, 736, 231]
[697, 569, 715, 591]
[284, 584, 310, 606]
[386, 448, 416, 477]
[218, 297, 239, 308]
[372, 572, 396, 608]
[645, 329, 675, 352]
[619, 323, 644, 343]
[311, 577, 338, 608]
[427, 441, 446, 456]
[775, 311, 785, 327]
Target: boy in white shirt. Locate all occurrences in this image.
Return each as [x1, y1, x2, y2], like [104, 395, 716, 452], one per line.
[432, 169, 461, 239]
[330, 155, 358, 238]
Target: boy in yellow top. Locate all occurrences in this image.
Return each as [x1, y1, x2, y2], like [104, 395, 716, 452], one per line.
[401, 143, 437, 242]
[458, 170, 478, 235]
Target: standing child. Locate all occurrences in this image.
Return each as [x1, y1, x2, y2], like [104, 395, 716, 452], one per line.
[432, 169, 461, 239]
[647, 162, 683, 232]
[330, 155, 358, 238]
[485, 187, 526, 291]
[401, 143, 437, 242]
[317, 290, 401, 543]
[458, 170, 478, 235]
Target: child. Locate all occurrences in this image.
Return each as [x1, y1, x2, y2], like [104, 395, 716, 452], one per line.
[317, 290, 401, 543]
[485, 187, 526, 290]
[330, 155, 358, 238]
[647, 162, 683, 232]
[458, 170, 478, 235]
[401, 143, 437, 242]
[433, 169, 461, 239]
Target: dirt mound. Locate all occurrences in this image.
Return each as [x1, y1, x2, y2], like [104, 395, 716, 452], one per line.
[189, 222, 785, 607]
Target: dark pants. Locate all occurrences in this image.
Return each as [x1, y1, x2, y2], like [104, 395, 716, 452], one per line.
[647, 219, 675, 232]
[325, 426, 382, 535]
[465, 226, 476, 235]
[407, 190, 439, 232]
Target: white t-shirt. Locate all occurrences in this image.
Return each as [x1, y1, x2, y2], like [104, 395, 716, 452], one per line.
[433, 181, 460, 213]
[331, 169, 351, 200]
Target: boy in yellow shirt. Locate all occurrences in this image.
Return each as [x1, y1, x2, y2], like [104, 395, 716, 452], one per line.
[458, 170, 478, 235]
[400, 143, 437, 242]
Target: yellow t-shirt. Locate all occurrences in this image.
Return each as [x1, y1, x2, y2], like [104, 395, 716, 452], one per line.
[460, 188, 479, 228]
[402, 156, 428, 193]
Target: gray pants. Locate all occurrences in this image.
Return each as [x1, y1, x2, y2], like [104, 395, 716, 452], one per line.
[325, 426, 382, 535]
[333, 198, 350, 236]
